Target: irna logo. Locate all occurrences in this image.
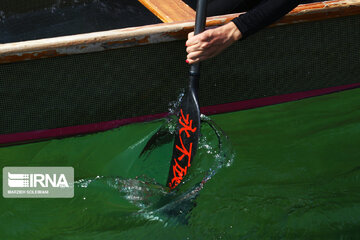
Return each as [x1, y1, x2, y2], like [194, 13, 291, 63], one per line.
[8, 172, 69, 188]
[3, 167, 74, 198]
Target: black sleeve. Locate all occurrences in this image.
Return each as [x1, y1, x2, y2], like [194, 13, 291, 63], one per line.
[231, 0, 301, 39]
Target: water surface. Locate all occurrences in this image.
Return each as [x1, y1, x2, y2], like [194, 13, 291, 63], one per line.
[0, 88, 359, 239]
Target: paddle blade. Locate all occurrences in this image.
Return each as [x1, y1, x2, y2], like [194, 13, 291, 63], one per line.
[166, 85, 201, 189]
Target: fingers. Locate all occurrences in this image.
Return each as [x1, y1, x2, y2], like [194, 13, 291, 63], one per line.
[186, 50, 201, 64]
[185, 23, 240, 64]
[187, 31, 194, 39]
[187, 44, 225, 64]
[186, 41, 210, 54]
[186, 32, 195, 46]
[185, 44, 205, 64]
[185, 29, 217, 64]
[186, 49, 216, 64]
[187, 52, 217, 64]
[186, 30, 210, 46]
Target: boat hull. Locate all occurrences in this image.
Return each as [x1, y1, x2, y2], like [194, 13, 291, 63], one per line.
[0, 1, 359, 145]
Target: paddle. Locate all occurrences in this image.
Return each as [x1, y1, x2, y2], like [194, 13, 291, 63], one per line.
[166, 0, 208, 189]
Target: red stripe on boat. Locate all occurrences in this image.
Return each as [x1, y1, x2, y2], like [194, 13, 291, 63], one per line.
[0, 113, 168, 145]
[201, 83, 360, 115]
[1, 83, 359, 145]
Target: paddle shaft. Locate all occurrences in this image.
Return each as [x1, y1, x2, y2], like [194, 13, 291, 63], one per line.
[189, 0, 207, 92]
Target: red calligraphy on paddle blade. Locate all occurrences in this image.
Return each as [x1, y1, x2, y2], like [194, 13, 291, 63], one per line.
[179, 109, 197, 137]
[169, 158, 188, 189]
[169, 109, 198, 189]
[176, 109, 196, 163]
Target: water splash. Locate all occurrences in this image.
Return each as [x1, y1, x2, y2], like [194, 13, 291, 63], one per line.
[75, 115, 235, 226]
[72, 88, 236, 225]
[168, 89, 185, 116]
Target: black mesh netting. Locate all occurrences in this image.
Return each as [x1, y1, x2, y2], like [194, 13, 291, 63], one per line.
[0, 15, 359, 134]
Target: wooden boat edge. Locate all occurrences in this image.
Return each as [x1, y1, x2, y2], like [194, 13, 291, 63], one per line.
[0, 0, 359, 64]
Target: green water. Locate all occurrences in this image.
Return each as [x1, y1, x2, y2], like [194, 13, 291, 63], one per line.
[1, 88, 360, 239]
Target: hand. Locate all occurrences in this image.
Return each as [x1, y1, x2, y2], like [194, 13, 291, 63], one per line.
[186, 22, 242, 64]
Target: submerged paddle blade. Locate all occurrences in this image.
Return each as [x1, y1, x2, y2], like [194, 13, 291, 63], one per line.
[166, 77, 201, 189]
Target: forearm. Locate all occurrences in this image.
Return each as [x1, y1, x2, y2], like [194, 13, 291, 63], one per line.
[185, 0, 300, 63]
[232, 0, 301, 39]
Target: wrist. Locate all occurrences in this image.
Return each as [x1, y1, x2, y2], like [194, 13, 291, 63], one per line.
[224, 22, 242, 41]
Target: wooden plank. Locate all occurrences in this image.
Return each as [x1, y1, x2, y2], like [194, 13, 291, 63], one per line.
[274, 0, 360, 26]
[138, 0, 195, 22]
